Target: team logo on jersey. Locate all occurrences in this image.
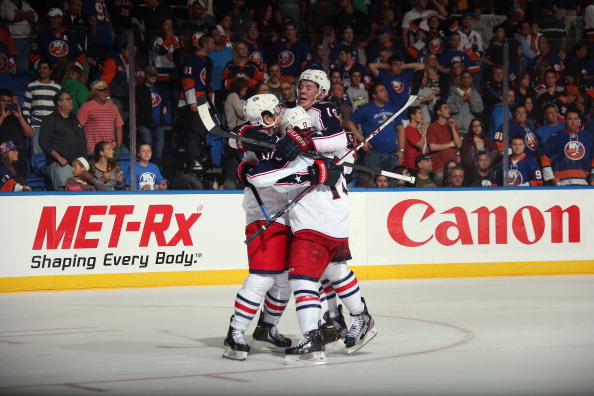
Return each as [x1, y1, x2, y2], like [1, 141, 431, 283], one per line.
[524, 132, 537, 151]
[200, 68, 207, 85]
[391, 80, 404, 93]
[151, 92, 161, 107]
[450, 55, 463, 65]
[507, 169, 523, 186]
[236, 72, 249, 80]
[279, 51, 294, 68]
[0, 53, 7, 72]
[429, 38, 443, 54]
[192, 32, 204, 49]
[250, 51, 264, 69]
[564, 140, 586, 160]
[49, 40, 68, 57]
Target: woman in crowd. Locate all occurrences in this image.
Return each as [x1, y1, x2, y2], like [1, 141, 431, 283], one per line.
[152, 17, 180, 123]
[460, 119, 496, 178]
[224, 77, 249, 130]
[91, 141, 123, 191]
[423, 53, 449, 103]
[222, 41, 266, 92]
[61, 65, 89, 115]
[0, 141, 30, 192]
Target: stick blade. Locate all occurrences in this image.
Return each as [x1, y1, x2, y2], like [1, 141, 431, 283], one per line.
[410, 69, 425, 97]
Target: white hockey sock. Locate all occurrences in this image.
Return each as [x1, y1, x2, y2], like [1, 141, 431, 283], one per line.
[324, 262, 364, 315]
[318, 281, 329, 324]
[231, 274, 275, 331]
[320, 278, 339, 319]
[262, 271, 291, 325]
[290, 278, 321, 335]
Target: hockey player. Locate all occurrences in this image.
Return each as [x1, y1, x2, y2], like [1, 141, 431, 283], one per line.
[248, 70, 376, 362]
[222, 94, 293, 361]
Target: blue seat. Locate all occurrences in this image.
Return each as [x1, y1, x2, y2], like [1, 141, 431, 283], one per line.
[30, 153, 49, 178]
[26, 159, 47, 191]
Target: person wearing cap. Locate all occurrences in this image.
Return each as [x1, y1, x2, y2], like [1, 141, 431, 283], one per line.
[30, 8, 85, 70]
[0, 88, 34, 181]
[0, 140, 31, 191]
[39, 91, 88, 190]
[136, 65, 166, 165]
[64, 157, 106, 191]
[77, 80, 124, 157]
[414, 153, 437, 187]
[0, 0, 37, 71]
[367, 25, 405, 65]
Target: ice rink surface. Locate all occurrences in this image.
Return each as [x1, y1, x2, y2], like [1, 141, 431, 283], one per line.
[1, 275, 593, 396]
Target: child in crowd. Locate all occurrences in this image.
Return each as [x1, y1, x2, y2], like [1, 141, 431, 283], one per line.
[0, 141, 31, 192]
[125, 143, 168, 190]
[91, 141, 124, 191]
[64, 157, 106, 191]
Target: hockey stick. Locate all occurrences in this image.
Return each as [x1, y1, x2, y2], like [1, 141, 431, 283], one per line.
[244, 184, 316, 245]
[197, 96, 415, 183]
[336, 69, 424, 165]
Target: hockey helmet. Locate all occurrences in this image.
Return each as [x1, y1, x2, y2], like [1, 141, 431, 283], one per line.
[298, 69, 330, 101]
[243, 94, 280, 128]
[280, 106, 312, 134]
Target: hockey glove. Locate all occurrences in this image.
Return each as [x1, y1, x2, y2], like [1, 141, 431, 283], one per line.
[274, 128, 315, 161]
[235, 126, 276, 153]
[308, 159, 343, 186]
[236, 160, 257, 184]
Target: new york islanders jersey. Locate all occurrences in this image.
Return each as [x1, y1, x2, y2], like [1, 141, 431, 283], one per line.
[494, 121, 539, 157]
[458, 29, 483, 74]
[492, 154, 543, 186]
[222, 60, 265, 90]
[245, 39, 267, 72]
[153, 35, 180, 81]
[541, 129, 594, 185]
[275, 39, 310, 83]
[375, 70, 409, 109]
[82, 0, 113, 47]
[31, 28, 85, 69]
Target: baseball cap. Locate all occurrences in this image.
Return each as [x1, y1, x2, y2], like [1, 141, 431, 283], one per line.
[144, 65, 158, 76]
[246, 21, 258, 29]
[0, 141, 21, 154]
[415, 154, 433, 165]
[461, 10, 474, 19]
[90, 80, 109, 91]
[377, 25, 392, 35]
[565, 85, 582, 100]
[46, 8, 63, 17]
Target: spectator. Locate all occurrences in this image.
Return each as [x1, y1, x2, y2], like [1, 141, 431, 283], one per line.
[403, 105, 427, 171]
[63, 0, 89, 52]
[82, 0, 114, 81]
[274, 22, 310, 84]
[494, 105, 538, 157]
[536, 104, 565, 147]
[229, 0, 253, 36]
[332, 0, 370, 38]
[22, 59, 61, 155]
[489, 88, 515, 140]
[30, 8, 85, 71]
[538, 2, 566, 52]
[333, 46, 369, 88]
[224, 77, 248, 130]
[254, 4, 282, 59]
[222, 41, 266, 92]
[391, 165, 414, 188]
[536, 68, 564, 118]
[0, 0, 37, 71]
[91, 141, 123, 190]
[524, 96, 538, 129]
[328, 82, 353, 122]
[60, 65, 89, 116]
[439, 159, 458, 186]
[446, 165, 464, 187]
[107, 0, 136, 31]
[332, 26, 360, 65]
[492, 135, 543, 187]
[136, 66, 166, 166]
[369, 55, 411, 110]
[447, 70, 483, 136]
[438, 32, 469, 75]
[245, 22, 267, 72]
[368, 25, 404, 65]
[64, 157, 106, 191]
[401, 0, 436, 49]
[464, 151, 493, 187]
[181, 1, 214, 33]
[426, 100, 462, 184]
[78, 80, 124, 156]
[303, 41, 324, 71]
[516, 21, 537, 70]
[482, 64, 505, 119]
[527, 22, 543, 57]
[346, 68, 369, 111]
[0, 28, 16, 76]
[124, 143, 168, 190]
[541, 108, 594, 186]
[460, 118, 496, 177]
[447, 61, 464, 87]
[514, 71, 535, 108]
[423, 53, 448, 102]
[550, 85, 581, 123]
[457, 10, 483, 80]
[255, 82, 271, 94]
[207, 27, 233, 112]
[266, 63, 282, 98]
[39, 91, 88, 190]
[374, 174, 389, 188]
[414, 153, 437, 187]
[344, 82, 405, 187]
[0, 140, 30, 191]
[142, 0, 176, 46]
[305, 0, 334, 40]
[527, 36, 561, 77]
[564, 42, 588, 85]
[0, 88, 33, 181]
[279, 81, 296, 107]
[100, 41, 134, 123]
[152, 17, 180, 122]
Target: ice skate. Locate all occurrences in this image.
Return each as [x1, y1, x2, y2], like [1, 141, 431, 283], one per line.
[319, 311, 346, 354]
[334, 305, 348, 338]
[251, 311, 292, 353]
[284, 330, 327, 365]
[344, 298, 377, 355]
[223, 317, 250, 361]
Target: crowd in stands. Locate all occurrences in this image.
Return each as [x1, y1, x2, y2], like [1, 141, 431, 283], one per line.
[1, 0, 594, 192]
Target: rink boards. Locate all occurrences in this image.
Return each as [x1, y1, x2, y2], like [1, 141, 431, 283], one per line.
[1, 187, 593, 292]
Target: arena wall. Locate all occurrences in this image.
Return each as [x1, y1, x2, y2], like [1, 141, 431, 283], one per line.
[1, 187, 593, 292]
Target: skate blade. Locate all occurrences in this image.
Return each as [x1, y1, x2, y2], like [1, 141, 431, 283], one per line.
[284, 351, 327, 365]
[222, 347, 248, 361]
[324, 339, 346, 354]
[345, 327, 378, 355]
[250, 340, 286, 354]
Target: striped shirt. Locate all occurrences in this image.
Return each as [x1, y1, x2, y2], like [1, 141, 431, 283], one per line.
[22, 80, 61, 128]
[77, 100, 124, 153]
